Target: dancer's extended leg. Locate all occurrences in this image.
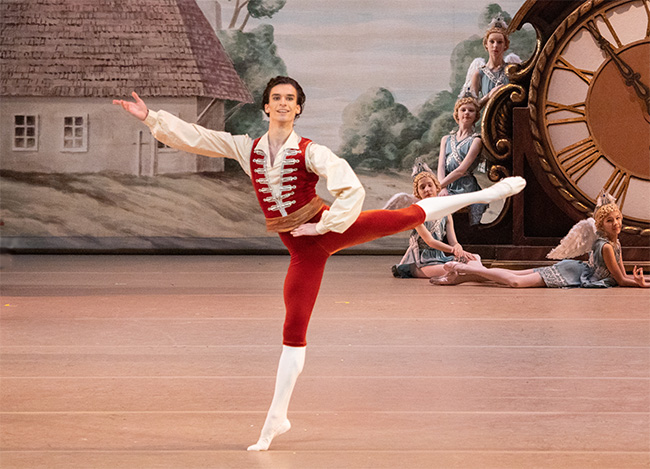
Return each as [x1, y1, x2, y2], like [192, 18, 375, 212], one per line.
[441, 261, 545, 288]
[246, 177, 527, 451]
[247, 345, 306, 451]
[430, 270, 485, 285]
[416, 176, 525, 221]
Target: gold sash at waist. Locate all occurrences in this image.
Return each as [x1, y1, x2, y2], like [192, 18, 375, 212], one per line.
[266, 196, 325, 232]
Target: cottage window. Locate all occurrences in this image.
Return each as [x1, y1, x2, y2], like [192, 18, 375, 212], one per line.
[13, 115, 39, 151]
[154, 111, 178, 152]
[156, 139, 176, 152]
[62, 115, 88, 152]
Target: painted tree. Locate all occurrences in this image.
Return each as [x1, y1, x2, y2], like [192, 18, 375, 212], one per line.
[338, 3, 535, 172]
[226, 0, 287, 31]
[214, 0, 289, 147]
[338, 88, 427, 170]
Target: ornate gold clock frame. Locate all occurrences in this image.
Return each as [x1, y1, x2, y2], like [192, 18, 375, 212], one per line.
[472, 0, 649, 263]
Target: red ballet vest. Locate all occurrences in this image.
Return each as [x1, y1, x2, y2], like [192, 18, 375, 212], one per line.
[250, 136, 324, 232]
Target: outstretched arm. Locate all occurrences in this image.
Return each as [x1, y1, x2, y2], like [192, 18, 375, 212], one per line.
[113, 91, 148, 121]
[113, 91, 252, 165]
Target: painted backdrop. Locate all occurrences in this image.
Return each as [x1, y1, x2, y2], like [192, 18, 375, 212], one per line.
[1, 0, 530, 252]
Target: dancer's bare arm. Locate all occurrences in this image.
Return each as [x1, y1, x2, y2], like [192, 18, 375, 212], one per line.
[414, 224, 455, 254]
[603, 244, 648, 287]
[445, 216, 476, 261]
[437, 136, 449, 196]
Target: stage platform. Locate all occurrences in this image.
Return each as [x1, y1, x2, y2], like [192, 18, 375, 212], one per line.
[1, 254, 649, 468]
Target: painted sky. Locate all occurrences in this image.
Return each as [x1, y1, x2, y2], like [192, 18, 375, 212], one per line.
[203, 0, 529, 149]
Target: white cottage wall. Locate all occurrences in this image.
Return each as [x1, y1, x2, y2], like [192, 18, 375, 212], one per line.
[0, 97, 224, 176]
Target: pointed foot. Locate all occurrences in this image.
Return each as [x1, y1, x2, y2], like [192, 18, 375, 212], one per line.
[430, 271, 462, 285]
[486, 176, 526, 202]
[247, 419, 291, 451]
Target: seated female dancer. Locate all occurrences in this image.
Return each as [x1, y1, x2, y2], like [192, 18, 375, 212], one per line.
[431, 194, 648, 289]
[392, 158, 478, 278]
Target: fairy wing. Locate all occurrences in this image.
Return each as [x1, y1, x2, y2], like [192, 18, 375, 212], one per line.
[546, 218, 597, 260]
[381, 192, 418, 210]
[504, 53, 522, 64]
[459, 57, 485, 98]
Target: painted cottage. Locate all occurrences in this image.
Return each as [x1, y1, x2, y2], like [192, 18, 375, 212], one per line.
[0, 0, 252, 176]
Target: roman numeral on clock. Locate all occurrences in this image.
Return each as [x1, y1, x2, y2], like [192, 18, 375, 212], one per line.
[555, 56, 595, 85]
[545, 101, 586, 119]
[602, 169, 630, 209]
[556, 137, 601, 181]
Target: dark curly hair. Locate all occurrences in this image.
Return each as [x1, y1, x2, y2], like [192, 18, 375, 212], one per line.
[261, 76, 306, 119]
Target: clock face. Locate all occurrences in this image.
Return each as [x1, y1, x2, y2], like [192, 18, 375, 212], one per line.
[532, 0, 650, 230]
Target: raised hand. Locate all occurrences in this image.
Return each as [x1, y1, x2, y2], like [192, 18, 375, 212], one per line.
[113, 91, 148, 121]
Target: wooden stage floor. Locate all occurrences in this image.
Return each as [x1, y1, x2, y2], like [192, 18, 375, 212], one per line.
[1, 254, 649, 468]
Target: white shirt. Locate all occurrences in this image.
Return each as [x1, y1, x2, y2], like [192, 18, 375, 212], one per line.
[144, 110, 365, 234]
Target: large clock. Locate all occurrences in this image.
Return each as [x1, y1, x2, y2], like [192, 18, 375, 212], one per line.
[529, 0, 650, 235]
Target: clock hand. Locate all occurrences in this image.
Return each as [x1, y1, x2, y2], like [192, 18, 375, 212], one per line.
[586, 20, 650, 116]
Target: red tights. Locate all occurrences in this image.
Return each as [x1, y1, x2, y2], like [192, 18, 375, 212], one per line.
[278, 204, 425, 347]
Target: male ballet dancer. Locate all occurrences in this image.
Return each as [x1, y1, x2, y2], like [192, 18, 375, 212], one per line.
[114, 76, 525, 450]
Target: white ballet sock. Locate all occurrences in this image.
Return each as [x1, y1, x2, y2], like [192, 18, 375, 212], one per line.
[247, 345, 306, 451]
[416, 176, 526, 221]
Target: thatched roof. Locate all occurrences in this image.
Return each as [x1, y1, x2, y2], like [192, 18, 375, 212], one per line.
[0, 0, 252, 102]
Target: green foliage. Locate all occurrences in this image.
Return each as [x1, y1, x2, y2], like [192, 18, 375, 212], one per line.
[338, 88, 428, 170]
[417, 90, 456, 124]
[337, 84, 462, 172]
[248, 0, 287, 19]
[217, 24, 287, 139]
[335, 3, 538, 172]
[428, 112, 456, 154]
[509, 28, 536, 60]
[449, 37, 485, 96]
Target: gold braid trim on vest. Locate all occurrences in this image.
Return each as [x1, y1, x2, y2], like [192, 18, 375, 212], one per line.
[265, 196, 325, 232]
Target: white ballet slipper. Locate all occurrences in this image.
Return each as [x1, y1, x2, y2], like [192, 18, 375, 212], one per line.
[429, 271, 461, 285]
[443, 261, 463, 272]
[247, 345, 305, 451]
[481, 176, 526, 202]
[247, 419, 292, 451]
[416, 176, 526, 221]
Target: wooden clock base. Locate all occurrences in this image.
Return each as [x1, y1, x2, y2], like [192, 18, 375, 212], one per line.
[456, 107, 649, 267]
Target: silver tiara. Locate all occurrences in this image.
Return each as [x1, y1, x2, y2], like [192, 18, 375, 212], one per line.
[488, 15, 508, 30]
[459, 88, 478, 100]
[411, 157, 434, 179]
[595, 191, 616, 210]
